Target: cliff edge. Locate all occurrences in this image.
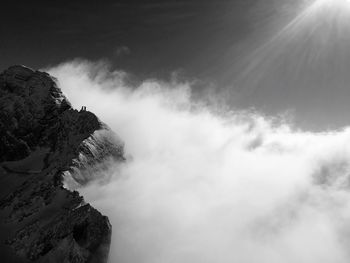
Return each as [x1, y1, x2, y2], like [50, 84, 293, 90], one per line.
[0, 65, 124, 262]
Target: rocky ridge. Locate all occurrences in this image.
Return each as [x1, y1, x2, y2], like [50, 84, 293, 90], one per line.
[0, 65, 124, 262]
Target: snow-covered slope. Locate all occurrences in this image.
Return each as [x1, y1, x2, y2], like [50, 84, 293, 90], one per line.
[0, 65, 124, 262]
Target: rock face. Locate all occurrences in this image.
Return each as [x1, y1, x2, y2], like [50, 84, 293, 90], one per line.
[0, 65, 124, 262]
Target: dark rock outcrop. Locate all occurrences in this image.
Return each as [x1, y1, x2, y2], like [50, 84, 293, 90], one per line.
[0, 65, 124, 262]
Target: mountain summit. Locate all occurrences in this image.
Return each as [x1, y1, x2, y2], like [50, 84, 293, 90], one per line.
[0, 65, 124, 262]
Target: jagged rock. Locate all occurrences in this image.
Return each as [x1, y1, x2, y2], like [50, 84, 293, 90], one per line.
[0, 65, 70, 162]
[0, 65, 124, 262]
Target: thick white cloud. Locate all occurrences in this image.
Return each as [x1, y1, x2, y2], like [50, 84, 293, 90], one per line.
[48, 60, 350, 263]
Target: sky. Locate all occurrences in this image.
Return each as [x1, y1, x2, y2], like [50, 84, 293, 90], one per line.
[0, 0, 278, 77]
[3, 1, 350, 262]
[2, 0, 350, 130]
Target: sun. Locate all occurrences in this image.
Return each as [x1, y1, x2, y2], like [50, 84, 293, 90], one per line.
[300, 0, 350, 18]
[312, 0, 350, 8]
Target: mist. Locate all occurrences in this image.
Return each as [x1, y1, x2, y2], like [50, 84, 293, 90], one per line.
[48, 60, 350, 263]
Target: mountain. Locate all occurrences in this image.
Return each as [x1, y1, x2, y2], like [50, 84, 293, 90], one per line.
[0, 65, 125, 262]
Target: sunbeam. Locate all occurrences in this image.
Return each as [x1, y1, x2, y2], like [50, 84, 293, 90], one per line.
[233, 0, 350, 130]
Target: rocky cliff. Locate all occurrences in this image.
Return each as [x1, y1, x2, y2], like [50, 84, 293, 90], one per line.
[0, 65, 124, 262]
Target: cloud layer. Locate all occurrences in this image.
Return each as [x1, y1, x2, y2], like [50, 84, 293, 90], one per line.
[48, 60, 350, 263]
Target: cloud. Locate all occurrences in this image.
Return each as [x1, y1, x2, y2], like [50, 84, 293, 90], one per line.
[114, 46, 131, 57]
[47, 60, 350, 263]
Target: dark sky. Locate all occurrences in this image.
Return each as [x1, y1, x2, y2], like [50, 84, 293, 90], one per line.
[2, 0, 350, 131]
[0, 0, 289, 79]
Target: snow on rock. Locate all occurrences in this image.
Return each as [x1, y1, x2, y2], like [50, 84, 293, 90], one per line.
[64, 128, 125, 189]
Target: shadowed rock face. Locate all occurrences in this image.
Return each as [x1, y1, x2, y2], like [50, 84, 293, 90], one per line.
[0, 65, 124, 262]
